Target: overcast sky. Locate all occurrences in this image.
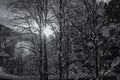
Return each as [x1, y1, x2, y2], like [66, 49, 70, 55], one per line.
[0, 0, 12, 26]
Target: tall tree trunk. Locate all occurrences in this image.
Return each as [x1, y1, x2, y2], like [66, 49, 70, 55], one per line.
[43, 0, 48, 80]
[39, 23, 43, 80]
[59, 54, 62, 80]
[95, 44, 99, 80]
[59, 0, 63, 80]
[66, 35, 69, 80]
[36, 1, 44, 80]
[43, 34, 48, 80]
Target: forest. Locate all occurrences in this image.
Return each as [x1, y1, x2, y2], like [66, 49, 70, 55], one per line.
[0, 0, 120, 80]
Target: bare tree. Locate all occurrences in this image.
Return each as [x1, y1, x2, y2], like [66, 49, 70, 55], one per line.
[9, 0, 50, 79]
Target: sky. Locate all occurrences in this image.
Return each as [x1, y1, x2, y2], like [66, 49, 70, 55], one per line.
[0, 0, 12, 26]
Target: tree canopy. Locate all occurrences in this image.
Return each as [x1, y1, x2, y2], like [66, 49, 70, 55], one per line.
[106, 0, 120, 23]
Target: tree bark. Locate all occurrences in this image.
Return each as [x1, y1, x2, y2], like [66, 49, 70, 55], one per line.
[59, 0, 63, 80]
[43, 34, 48, 80]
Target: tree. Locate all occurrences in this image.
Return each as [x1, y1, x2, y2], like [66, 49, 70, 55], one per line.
[8, 0, 120, 80]
[105, 0, 120, 23]
[63, 0, 120, 80]
[0, 24, 20, 74]
[49, 0, 73, 79]
[9, 0, 50, 79]
[0, 24, 16, 57]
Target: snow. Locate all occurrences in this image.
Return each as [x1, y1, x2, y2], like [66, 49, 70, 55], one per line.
[0, 72, 19, 79]
[0, 67, 19, 79]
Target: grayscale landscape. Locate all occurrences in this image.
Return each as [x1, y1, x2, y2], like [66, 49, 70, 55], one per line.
[0, 0, 120, 80]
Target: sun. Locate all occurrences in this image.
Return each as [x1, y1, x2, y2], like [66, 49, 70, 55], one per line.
[32, 22, 54, 37]
[43, 26, 54, 37]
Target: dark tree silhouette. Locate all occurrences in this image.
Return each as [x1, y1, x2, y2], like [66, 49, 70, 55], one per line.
[106, 0, 120, 23]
